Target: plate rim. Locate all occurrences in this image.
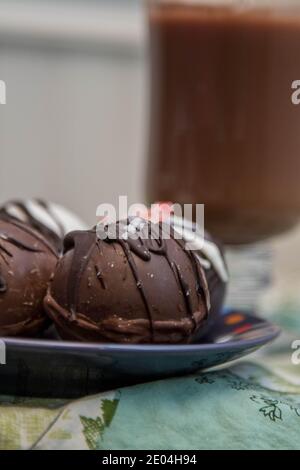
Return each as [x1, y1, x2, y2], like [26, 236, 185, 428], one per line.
[0, 313, 281, 355]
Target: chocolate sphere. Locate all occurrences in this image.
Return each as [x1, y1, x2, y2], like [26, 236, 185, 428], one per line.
[0, 219, 58, 337]
[44, 219, 211, 344]
[0, 199, 88, 254]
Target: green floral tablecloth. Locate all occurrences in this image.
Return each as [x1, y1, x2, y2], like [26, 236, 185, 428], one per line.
[0, 318, 299, 450]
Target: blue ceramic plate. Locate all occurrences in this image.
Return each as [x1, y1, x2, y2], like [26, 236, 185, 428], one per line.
[0, 311, 280, 398]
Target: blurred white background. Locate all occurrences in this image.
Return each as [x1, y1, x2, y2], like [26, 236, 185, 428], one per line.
[0, 0, 147, 225]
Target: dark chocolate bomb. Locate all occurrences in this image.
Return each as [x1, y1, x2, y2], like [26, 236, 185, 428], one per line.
[0, 219, 58, 336]
[44, 219, 212, 344]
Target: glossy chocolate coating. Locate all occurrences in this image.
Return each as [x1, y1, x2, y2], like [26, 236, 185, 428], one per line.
[0, 219, 58, 337]
[44, 219, 211, 344]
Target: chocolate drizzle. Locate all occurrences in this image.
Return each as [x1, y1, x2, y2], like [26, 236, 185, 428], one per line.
[2, 218, 58, 257]
[118, 237, 156, 337]
[36, 199, 65, 239]
[0, 199, 68, 253]
[0, 232, 42, 253]
[64, 230, 96, 319]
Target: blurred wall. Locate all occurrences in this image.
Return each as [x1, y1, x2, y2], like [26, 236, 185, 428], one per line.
[0, 0, 147, 225]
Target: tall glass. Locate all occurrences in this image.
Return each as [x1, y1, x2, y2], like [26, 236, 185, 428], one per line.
[147, 0, 300, 313]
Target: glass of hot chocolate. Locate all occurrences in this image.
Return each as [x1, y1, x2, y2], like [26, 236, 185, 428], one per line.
[147, 0, 300, 314]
